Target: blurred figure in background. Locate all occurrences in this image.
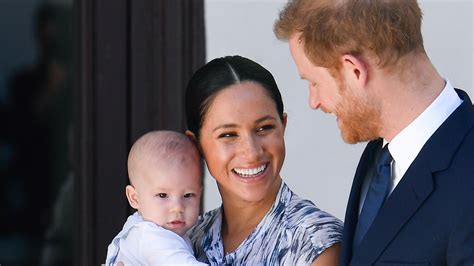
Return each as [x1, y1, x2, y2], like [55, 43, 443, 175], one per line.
[0, 2, 72, 265]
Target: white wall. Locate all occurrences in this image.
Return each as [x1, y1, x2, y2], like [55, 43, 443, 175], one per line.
[203, 0, 473, 220]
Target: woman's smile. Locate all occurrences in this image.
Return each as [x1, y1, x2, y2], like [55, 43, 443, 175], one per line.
[197, 81, 286, 203]
[232, 163, 269, 182]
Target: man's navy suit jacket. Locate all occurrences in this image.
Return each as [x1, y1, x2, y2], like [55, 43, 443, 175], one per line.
[341, 89, 474, 266]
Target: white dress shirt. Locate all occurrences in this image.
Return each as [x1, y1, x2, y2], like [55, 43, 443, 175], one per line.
[359, 79, 462, 213]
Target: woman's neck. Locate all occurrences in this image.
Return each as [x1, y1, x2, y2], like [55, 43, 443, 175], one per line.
[220, 179, 281, 254]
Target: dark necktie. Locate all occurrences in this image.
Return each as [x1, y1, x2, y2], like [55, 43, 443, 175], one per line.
[353, 144, 393, 249]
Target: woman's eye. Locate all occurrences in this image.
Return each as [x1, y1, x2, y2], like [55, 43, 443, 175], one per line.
[218, 132, 237, 138]
[157, 193, 167, 198]
[184, 193, 195, 198]
[257, 125, 275, 132]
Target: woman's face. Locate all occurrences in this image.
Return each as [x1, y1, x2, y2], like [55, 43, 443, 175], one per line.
[198, 82, 286, 204]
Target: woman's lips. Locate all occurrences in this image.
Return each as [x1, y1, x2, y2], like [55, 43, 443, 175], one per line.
[232, 163, 269, 181]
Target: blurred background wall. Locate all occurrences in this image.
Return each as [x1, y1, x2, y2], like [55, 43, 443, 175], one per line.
[203, 0, 473, 220]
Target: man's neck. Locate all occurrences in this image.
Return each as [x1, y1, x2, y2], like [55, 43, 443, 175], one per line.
[375, 54, 445, 141]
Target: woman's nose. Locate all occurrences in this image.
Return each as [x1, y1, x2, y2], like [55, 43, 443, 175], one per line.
[240, 135, 262, 161]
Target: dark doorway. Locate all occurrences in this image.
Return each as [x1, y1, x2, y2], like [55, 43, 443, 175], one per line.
[0, 0, 204, 265]
[76, 0, 205, 265]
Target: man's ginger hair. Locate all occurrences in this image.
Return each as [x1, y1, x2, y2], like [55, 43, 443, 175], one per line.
[274, 0, 425, 72]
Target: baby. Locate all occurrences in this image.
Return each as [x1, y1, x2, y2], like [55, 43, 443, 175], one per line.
[105, 130, 206, 265]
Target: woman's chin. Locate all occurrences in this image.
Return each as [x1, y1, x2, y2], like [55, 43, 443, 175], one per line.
[236, 187, 272, 203]
[233, 176, 280, 203]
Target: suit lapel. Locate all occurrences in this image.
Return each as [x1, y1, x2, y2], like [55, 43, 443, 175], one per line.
[350, 89, 474, 264]
[351, 158, 434, 264]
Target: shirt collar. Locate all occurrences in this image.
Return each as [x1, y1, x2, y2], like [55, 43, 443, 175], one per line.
[387, 79, 462, 178]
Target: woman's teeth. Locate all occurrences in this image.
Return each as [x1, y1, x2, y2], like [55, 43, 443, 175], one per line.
[233, 164, 267, 177]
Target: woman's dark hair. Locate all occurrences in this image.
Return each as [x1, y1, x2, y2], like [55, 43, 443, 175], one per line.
[185, 55, 284, 137]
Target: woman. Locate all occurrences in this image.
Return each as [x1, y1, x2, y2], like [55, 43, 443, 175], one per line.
[185, 55, 342, 265]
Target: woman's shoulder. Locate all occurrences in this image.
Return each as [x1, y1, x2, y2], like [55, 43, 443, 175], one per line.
[284, 189, 343, 235]
[260, 185, 343, 264]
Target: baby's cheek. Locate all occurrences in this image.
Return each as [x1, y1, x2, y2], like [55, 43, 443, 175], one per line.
[190, 202, 201, 221]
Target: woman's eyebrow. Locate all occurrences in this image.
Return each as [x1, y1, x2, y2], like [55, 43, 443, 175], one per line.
[255, 115, 276, 123]
[212, 115, 277, 132]
[212, 123, 238, 132]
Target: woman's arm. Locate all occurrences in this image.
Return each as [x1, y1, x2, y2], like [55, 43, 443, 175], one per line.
[311, 243, 341, 266]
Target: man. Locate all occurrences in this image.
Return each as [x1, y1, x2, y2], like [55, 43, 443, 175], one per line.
[274, 0, 473, 265]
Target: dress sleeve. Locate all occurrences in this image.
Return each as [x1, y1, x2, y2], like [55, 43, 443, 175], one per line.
[292, 216, 343, 265]
[137, 223, 208, 265]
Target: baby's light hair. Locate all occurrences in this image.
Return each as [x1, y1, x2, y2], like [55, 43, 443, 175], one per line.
[127, 130, 201, 185]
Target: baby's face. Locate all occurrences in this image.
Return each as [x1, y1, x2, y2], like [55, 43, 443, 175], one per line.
[134, 157, 202, 236]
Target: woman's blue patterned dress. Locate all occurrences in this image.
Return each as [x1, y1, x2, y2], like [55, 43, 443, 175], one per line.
[188, 182, 343, 265]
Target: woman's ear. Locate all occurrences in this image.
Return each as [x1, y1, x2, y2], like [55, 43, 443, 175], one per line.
[186, 130, 204, 155]
[340, 54, 368, 89]
[125, 185, 139, 210]
[185, 130, 196, 141]
[282, 112, 288, 131]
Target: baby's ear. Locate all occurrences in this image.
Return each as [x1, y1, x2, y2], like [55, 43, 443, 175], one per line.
[125, 185, 139, 209]
[185, 130, 196, 142]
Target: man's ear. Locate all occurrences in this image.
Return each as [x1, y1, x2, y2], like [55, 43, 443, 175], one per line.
[282, 112, 288, 132]
[125, 185, 139, 209]
[340, 54, 369, 88]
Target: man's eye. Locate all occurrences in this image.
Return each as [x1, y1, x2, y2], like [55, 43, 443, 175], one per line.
[184, 193, 195, 198]
[157, 193, 167, 198]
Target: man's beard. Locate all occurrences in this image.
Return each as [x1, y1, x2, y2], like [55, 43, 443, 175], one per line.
[335, 84, 382, 144]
